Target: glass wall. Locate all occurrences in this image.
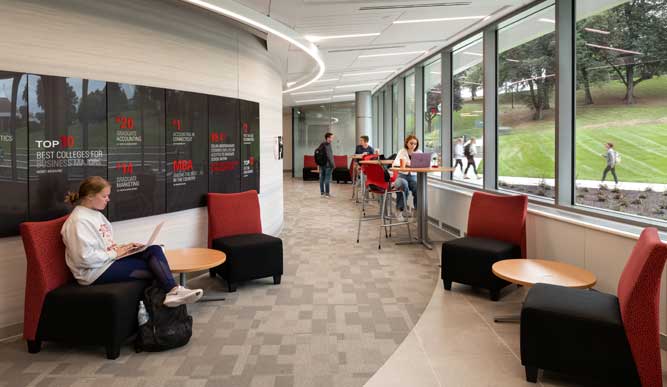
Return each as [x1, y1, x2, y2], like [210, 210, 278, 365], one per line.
[423, 59, 442, 156]
[292, 102, 356, 177]
[574, 0, 667, 220]
[405, 73, 416, 137]
[497, 2, 556, 199]
[392, 82, 399, 154]
[452, 34, 484, 185]
[372, 94, 379, 148]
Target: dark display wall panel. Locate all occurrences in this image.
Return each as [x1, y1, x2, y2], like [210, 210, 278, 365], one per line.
[209, 96, 240, 193]
[165, 90, 208, 212]
[0, 72, 28, 236]
[28, 75, 107, 222]
[107, 83, 166, 221]
[240, 99, 260, 192]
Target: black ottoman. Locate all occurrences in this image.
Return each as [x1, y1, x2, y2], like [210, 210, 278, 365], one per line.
[211, 233, 283, 292]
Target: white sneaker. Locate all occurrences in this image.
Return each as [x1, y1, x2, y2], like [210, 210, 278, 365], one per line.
[164, 286, 203, 307]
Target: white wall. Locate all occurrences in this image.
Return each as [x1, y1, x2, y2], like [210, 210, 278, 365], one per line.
[0, 0, 284, 337]
[428, 183, 667, 336]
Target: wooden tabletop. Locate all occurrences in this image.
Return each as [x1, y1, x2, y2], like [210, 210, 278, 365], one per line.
[166, 248, 226, 273]
[351, 154, 364, 159]
[391, 166, 455, 173]
[360, 160, 394, 165]
[492, 259, 597, 288]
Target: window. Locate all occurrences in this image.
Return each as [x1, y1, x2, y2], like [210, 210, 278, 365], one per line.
[372, 94, 379, 147]
[423, 59, 442, 155]
[392, 83, 399, 153]
[575, 0, 667, 221]
[497, 2, 556, 199]
[452, 34, 484, 185]
[405, 73, 416, 137]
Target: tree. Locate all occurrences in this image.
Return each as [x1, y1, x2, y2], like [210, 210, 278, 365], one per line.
[498, 32, 556, 120]
[465, 65, 483, 101]
[582, 0, 667, 104]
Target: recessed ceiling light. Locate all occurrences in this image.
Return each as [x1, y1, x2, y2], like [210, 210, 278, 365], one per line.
[306, 33, 381, 42]
[342, 70, 396, 77]
[360, 2, 471, 11]
[505, 59, 520, 63]
[333, 94, 355, 98]
[430, 71, 441, 75]
[358, 51, 426, 58]
[295, 97, 332, 103]
[335, 83, 377, 88]
[290, 89, 334, 95]
[286, 82, 296, 87]
[539, 18, 555, 24]
[584, 27, 610, 35]
[463, 52, 483, 57]
[313, 78, 339, 83]
[394, 16, 486, 24]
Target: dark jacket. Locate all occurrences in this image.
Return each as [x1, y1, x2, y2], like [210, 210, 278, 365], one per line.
[322, 142, 334, 168]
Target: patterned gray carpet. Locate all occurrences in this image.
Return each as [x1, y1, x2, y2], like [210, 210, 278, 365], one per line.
[0, 177, 441, 387]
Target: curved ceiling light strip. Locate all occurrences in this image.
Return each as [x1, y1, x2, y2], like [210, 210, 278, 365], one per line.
[179, 0, 325, 93]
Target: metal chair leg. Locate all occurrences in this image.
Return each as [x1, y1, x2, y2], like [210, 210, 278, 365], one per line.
[356, 188, 366, 243]
[403, 191, 413, 241]
[378, 193, 387, 249]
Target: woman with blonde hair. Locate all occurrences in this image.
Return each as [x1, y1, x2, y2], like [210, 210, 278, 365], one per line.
[61, 176, 202, 307]
[391, 135, 420, 221]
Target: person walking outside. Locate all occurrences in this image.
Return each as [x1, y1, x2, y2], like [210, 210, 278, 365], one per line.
[463, 137, 479, 179]
[601, 142, 619, 185]
[453, 137, 465, 174]
[319, 132, 335, 197]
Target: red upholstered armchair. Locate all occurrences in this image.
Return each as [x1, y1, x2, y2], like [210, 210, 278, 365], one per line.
[302, 155, 319, 181]
[441, 191, 528, 301]
[21, 216, 146, 359]
[520, 228, 667, 386]
[208, 191, 283, 292]
[332, 155, 352, 184]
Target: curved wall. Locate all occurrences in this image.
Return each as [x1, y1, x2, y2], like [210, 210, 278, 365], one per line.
[0, 0, 284, 336]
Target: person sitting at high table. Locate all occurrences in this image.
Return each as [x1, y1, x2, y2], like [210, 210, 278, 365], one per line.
[61, 176, 203, 307]
[392, 135, 420, 221]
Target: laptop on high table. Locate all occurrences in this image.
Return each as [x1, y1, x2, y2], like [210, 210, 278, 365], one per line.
[410, 152, 433, 168]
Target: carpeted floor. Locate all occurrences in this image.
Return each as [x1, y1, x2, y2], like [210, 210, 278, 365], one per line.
[0, 176, 441, 387]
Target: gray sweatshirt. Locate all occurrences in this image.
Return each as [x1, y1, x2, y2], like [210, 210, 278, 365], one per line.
[606, 148, 617, 166]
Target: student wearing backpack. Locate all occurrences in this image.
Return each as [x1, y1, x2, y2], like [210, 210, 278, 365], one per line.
[316, 132, 336, 197]
[601, 142, 619, 185]
[61, 176, 203, 307]
[463, 137, 479, 179]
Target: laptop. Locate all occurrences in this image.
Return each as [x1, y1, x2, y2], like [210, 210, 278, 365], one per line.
[117, 220, 165, 258]
[410, 152, 433, 168]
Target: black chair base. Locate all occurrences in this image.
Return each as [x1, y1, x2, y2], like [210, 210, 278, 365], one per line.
[27, 340, 41, 353]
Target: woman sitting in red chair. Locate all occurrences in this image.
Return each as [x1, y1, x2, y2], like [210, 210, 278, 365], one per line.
[61, 176, 202, 307]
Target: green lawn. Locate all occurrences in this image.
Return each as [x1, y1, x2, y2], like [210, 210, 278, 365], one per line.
[495, 77, 667, 183]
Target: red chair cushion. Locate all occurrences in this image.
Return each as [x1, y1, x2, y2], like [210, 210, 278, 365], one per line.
[466, 192, 527, 258]
[304, 155, 317, 168]
[207, 191, 262, 248]
[334, 155, 347, 168]
[20, 215, 73, 340]
[617, 227, 667, 387]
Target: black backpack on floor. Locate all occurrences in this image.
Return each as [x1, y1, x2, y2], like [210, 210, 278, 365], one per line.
[135, 284, 193, 352]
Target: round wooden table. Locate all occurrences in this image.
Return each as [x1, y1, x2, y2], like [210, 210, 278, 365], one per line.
[166, 248, 227, 301]
[492, 259, 597, 289]
[491, 259, 596, 322]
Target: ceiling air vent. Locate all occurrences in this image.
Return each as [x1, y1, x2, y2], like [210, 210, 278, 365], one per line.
[359, 2, 471, 11]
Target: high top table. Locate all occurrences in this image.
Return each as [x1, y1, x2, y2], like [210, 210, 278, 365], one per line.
[391, 166, 454, 249]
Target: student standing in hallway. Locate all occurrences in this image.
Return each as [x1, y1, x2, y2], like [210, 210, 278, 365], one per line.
[319, 132, 335, 198]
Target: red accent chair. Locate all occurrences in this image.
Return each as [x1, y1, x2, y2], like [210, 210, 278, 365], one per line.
[521, 228, 667, 386]
[302, 155, 319, 181]
[21, 216, 146, 359]
[332, 155, 351, 184]
[208, 191, 283, 292]
[356, 161, 410, 250]
[441, 192, 528, 300]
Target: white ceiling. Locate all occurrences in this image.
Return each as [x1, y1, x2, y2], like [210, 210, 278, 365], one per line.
[237, 0, 535, 106]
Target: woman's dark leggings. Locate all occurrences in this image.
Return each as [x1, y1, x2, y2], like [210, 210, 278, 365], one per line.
[94, 245, 176, 291]
[464, 157, 477, 175]
[454, 159, 464, 172]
